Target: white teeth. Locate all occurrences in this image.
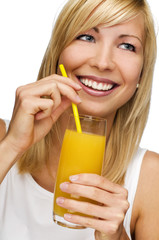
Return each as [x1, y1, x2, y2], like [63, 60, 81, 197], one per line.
[80, 78, 113, 91]
[85, 79, 88, 86]
[97, 83, 103, 90]
[92, 81, 97, 89]
[103, 84, 107, 90]
[88, 80, 92, 87]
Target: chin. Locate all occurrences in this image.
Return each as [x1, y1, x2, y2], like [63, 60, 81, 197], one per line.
[78, 105, 107, 119]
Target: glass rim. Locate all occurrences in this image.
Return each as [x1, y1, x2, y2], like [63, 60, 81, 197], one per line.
[69, 113, 107, 122]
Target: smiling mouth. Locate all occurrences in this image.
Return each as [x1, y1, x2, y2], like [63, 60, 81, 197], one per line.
[77, 76, 118, 92]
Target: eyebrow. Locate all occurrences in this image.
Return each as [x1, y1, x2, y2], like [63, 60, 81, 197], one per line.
[119, 34, 143, 45]
[92, 28, 143, 44]
[93, 27, 99, 33]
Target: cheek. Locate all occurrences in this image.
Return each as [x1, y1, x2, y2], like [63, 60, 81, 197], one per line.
[122, 58, 143, 85]
[58, 48, 74, 72]
[59, 46, 84, 72]
[58, 43, 93, 74]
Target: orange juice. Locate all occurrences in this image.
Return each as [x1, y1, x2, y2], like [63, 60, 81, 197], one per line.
[53, 129, 106, 219]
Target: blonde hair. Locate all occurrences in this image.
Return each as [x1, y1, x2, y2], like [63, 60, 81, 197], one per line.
[18, 0, 157, 184]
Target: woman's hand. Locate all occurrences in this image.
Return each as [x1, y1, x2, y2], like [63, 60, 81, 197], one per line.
[56, 174, 130, 240]
[5, 74, 81, 156]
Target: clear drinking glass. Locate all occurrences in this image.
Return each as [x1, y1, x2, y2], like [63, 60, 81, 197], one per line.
[53, 114, 107, 229]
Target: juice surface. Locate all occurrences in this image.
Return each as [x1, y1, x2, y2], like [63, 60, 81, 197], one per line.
[54, 129, 106, 217]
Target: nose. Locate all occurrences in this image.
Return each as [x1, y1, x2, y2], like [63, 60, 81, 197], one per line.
[89, 44, 115, 71]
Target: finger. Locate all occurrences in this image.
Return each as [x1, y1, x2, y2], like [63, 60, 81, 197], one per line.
[11, 96, 54, 128]
[59, 182, 129, 209]
[49, 82, 81, 105]
[18, 96, 53, 117]
[51, 96, 72, 123]
[69, 174, 128, 197]
[56, 196, 125, 221]
[16, 77, 81, 100]
[35, 98, 55, 120]
[63, 213, 118, 235]
[15, 81, 81, 119]
[16, 74, 81, 94]
[43, 74, 82, 90]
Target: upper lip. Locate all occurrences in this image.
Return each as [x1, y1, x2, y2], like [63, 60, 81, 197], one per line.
[77, 75, 118, 85]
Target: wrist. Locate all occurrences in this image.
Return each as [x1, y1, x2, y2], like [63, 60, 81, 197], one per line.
[0, 137, 22, 183]
[2, 133, 25, 157]
[0, 136, 21, 165]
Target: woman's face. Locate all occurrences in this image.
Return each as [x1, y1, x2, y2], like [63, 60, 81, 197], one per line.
[58, 14, 145, 120]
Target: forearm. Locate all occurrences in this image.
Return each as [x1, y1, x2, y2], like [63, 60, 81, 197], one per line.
[0, 138, 20, 183]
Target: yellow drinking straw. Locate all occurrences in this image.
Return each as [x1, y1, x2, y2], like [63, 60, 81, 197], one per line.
[59, 64, 82, 133]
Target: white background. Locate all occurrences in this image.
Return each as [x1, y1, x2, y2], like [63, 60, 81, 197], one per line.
[0, 0, 158, 152]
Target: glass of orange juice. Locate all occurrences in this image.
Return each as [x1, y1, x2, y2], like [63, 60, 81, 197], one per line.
[53, 114, 106, 229]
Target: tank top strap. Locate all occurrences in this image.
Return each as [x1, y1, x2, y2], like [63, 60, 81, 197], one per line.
[3, 119, 10, 132]
[123, 147, 147, 239]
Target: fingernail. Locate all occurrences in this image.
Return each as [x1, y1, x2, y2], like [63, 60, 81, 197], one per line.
[56, 197, 65, 205]
[75, 95, 82, 103]
[69, 175, 79, 182]
[60, 182, 69, 191]
[64, 213, 72, 219]
[74, 83, 82, 89]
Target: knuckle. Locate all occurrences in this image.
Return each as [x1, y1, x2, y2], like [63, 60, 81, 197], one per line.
[70, 185, 79, 195]
[120, 188, 128, 199]
[116, 212, 125, 222]
[108, 223, 119, 235]
[49, 74, 56, 79]
[122, 199, 130, 212]
[51, 82, 58, 89]
[78, 173, 87, 182]
[83, 203, 93, 214]
[84, 218, 93, 228]
[48, 81, 58, 93]
[20, 97, 31, 109]
[125, 200, 130, 210]
[123, 188, 128, 198]
[91, 188, 99, 198]
[96, 175, 106, 186]
[48, 99, 54, 108]
[16, 86, 25, 98]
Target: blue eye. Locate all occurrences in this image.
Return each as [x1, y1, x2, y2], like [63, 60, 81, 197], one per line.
[120, 43, 135, 52]
[76, 34, 95, 43]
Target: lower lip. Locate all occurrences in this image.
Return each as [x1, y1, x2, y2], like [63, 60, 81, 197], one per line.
[78, 79, 118, 97]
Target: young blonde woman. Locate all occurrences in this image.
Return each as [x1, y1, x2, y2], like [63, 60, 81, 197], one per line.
[0, 0, 159, 239]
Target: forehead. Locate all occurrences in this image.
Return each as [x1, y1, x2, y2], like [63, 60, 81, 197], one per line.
[91, 14, 145, 44]
[99, 14, 144, 37]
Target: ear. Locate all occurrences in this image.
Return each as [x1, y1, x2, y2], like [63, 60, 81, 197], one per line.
[136, 83, 140, 89]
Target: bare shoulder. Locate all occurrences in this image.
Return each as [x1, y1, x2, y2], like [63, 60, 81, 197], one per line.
[144, 149, 159, 164]
[134, 150, 159, 207]
[141, 150, 159, 184]
[138, 150, 159, 205]
[132, 150, 159, 239]
[0, 119, 6, 140]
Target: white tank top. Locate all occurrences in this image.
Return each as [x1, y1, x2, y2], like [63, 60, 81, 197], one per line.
[1, 120, 146, 239]
[124, 147, 147, 239]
